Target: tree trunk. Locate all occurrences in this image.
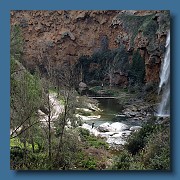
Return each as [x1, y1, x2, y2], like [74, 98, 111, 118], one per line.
[47, 93, 52, 167]
[31, 135, 35, 153]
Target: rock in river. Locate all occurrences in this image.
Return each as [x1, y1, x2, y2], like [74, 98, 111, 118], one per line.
[129, 126, 142, 131]
[110, 122, 129, 132]
[98, 122, 114, 132]
[106, 131, 132, 146]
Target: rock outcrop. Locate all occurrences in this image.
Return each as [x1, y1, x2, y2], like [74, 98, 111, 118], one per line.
[11, 10, 170, 84]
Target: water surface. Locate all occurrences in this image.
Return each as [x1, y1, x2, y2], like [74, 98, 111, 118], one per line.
[86, 98, 140, 127]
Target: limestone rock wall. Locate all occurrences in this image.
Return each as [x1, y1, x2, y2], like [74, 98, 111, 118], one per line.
[11, 10, 170, 84]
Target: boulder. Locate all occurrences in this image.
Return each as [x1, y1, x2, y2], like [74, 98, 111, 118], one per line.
[98, 122, 114, 132]
[129, 112, 138, 117]
[81, 123, 99, 136]
[116, 114, 126, 117]
[79, 82, 87, 88]
[106, 131, 131, 146]
[79, 82, 88, 95]
[98, 132, 116, 138]
[81, 123, 92, 130]
[129, 126, 142, 131]
[60, 29, 75, 40]
[110, 122, 129, 132]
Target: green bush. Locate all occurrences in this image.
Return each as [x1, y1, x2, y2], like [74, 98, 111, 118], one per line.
[78, 128, 109, 150]
[82, 157, 97, 170]
[140, 128, 170, 170]
[125, 123, 156, 155]
[79, 128, 90, 138]
[112, 122, 170, 170]
[112, 150, 132, 170]
[88, 136, 109, 149]
[10, 148, 49, 170]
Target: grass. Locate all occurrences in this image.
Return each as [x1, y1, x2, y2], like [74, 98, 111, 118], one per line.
[78, 127, 109, 150]
[10, 138, 39, 151]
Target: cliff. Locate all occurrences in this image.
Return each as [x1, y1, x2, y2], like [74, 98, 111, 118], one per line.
[10, 10, 170, 84]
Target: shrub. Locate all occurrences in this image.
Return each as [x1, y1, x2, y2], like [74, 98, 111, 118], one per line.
[140, 128, 170, 170]
[125, 123, 156, 155]
[112, 150, 132, 170]
[78, 127, 109, 150]
[112, 121, 170, 170]
[82, 157, 97, 170]
[79, 127, 90, 138]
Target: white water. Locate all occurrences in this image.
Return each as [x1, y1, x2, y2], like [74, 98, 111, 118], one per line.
[158, 32, 170, 117]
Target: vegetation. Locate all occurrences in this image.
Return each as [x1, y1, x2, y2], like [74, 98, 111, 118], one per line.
[129, 50, 145, 86]
[10, 11, 170, 171]
[116, 13, 157, 47]
[112, 121, 170, 170]
[10, 25, 111, 170]
[75, 44, 129, 87]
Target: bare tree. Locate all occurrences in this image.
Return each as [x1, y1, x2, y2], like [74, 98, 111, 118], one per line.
[53, 62, 79, 169]
[103, 62, 115, 88]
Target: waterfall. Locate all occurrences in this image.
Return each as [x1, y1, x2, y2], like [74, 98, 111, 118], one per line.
[157, 32, 170, 117]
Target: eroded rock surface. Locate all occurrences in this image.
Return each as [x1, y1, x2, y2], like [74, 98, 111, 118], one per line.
[11, 10, 170, 84]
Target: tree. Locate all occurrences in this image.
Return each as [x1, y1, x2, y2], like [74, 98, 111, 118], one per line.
[10, 25, 23, 60]
[106, 62, 115, 88]
[36, 41, 56, 168]
[53, 62, 80, 169]
[129, 50, 145, 85]
[10, 25, 43, 143]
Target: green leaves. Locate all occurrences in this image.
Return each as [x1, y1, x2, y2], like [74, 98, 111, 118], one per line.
[113, 121, 170, 170]
[129, 50, 145, 85]
[11, 25, 24, 59]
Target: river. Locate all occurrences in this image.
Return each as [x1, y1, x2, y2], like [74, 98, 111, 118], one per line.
[85, 98, 141, 128]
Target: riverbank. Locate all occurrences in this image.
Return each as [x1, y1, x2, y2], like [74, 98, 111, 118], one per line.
[75, 87, 158, 150]
[10, 88, 169, 170]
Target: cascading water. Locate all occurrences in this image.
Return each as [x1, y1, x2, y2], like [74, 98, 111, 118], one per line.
[158, 32, 170, 117]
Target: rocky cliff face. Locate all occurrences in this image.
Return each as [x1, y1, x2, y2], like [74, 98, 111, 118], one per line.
[11, 10, 170, 84]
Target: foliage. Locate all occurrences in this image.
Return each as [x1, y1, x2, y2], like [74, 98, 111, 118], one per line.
[10, 60, 43, 136]
[89, 86, 102, 93]
[10, 138, 39, 151]
[10, 25, 24, 59]
[78, 127, 109, 150]
[156, 11, 170, 35]
[112, 150, 132, 170]
[52, 130, 82, 169]
[140, 128, 170, 170]
[117, 13, 156, 46]
[125, 123, 155, 155]
[75, 45, 129, 86]
[79, 128, 90, 137]
[10, 148, 49, 170]
[113, 45, 129, 74]
[81, 156, 97, 170]
[129, 50, 145, 86]
[112, 120, 170, 170]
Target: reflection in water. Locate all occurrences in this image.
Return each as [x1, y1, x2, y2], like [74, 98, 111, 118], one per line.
[86, 98, 140, 127]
